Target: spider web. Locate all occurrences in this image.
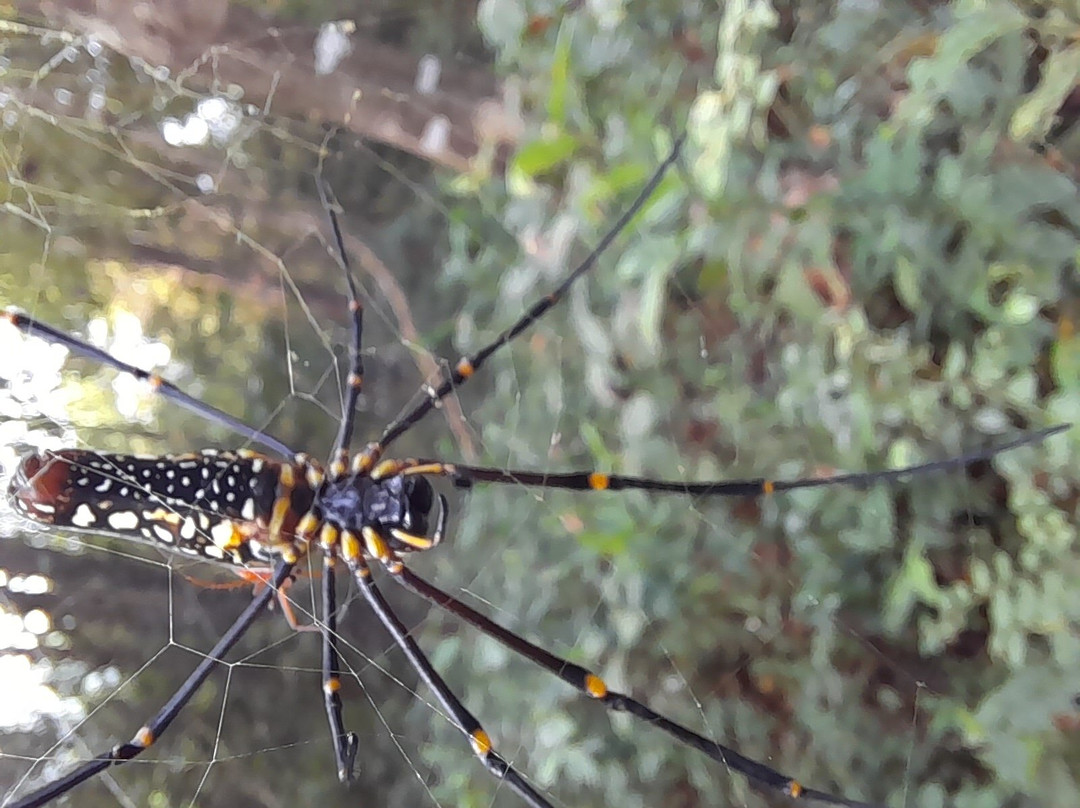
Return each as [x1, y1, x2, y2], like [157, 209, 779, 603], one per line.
[0, 5, 1075, 808]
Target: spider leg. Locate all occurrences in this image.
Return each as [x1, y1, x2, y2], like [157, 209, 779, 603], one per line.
[305, 179, 369, 779]
[226, 567, 322, 632]
[381, 559, 885, 808]
[386, 423, 1067, 495]
[7, 560, 295, 808]
[356, 131, 687, 466]
[344, 540, 554, 808]
[320, 554, 359, 782]
[0, 311, 295, 459]
[316, 178, 366, 476]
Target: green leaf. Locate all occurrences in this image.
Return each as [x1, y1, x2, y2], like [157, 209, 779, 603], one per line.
[577, 526, 633, 557]
[1011, 46, 1080, 141]
[885, 540, 940, 631]
[547, 18, 574, 124]
[512, 133, 578, 177]
[1051, 326, 1080, 390]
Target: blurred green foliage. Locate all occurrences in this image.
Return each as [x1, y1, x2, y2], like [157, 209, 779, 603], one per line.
[0, 1, 1077, 808]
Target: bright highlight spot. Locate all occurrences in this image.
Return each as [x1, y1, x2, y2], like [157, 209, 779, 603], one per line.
[315, 20, 355, 75]
[0, 605, 84, 730]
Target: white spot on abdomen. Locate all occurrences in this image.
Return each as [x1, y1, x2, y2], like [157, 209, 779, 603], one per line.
[210, 520, 236, 549]
[72, 504, 97, 527]
[107, 511, 140, 531]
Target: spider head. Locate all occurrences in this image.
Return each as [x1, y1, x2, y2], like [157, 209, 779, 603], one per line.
[399, 474, 435, 535]
[390, 475, 447, 552]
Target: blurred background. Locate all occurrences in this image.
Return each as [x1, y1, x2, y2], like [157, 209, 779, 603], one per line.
[0, 1, 1077, 807]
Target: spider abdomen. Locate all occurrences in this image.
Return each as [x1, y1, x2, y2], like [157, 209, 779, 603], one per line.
[8, 448, 294, 564]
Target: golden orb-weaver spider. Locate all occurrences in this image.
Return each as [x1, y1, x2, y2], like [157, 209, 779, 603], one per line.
[1, 12, 1072, 808]
[3, 136, 1065, 807]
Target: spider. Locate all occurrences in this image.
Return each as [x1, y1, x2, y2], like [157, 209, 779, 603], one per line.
[1, 129, 1066, 808]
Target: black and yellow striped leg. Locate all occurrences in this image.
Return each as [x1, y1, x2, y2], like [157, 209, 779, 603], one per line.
[356, 132, 688, 464]
[343, 550, 553, 808]
[382, 561, 883, 808]
[321, 555, 358, 782]
[1, 311, 295, 458]
[8, 560, 295, 808]
[387, 424, 1068, 497]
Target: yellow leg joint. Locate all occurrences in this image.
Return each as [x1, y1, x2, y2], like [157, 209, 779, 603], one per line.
[305, 463, 325, 488]
[278, 463, 295, 488]
[320, 522, 340, 551]
[787, 780, 803, 798]
[269, 496, 292, 542]
[584, 673, 608, 698]
[390, 528, 433, 550]
[371, 459, 405, 480]
[134, 726, 155, 748]
[400, 462, 448, 477]
[352, 445, 380, 474]
[341, 530, 362, 563]
[297, 512, 320, 539]
[362, 526, 392, 563]
[330, 458, 348, 479]
[588, 472, 610, 490]
[470, 729, 492, 757]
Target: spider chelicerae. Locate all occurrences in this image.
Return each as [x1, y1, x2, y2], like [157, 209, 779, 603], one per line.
[1, 122, 1066, 808]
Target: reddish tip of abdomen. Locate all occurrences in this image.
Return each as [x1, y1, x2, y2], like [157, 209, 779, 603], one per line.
[8, 451, 77, 523]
